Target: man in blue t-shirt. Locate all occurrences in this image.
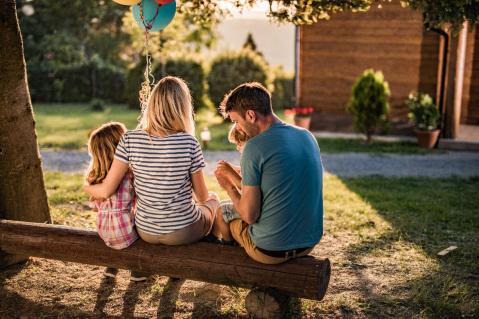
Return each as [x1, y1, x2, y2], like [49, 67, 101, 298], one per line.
[212, 82, 323, 264]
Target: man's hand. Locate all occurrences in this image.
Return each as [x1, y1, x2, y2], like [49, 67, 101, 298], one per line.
[216, 160, 236, 179]
[215, 166, 234, 191]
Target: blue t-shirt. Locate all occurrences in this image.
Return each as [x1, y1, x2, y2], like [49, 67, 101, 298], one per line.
[241, 122, 323, 251]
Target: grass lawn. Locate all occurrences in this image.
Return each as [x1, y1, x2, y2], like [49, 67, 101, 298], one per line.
[315, 137, 434, 154]
[34, 103, 141, 149]
[1, 172, 476, 318]
[33, 103, 435, 154]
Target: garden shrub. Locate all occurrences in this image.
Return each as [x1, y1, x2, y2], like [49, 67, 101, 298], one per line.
[90, 98, 105, 112]
[28, 65, 58, 102]
[207, 49, 271, 110]
[29, 58, 125, 103]
[126, 57, 206, 110]
[59, 57, 125, 103]
[271, 68, 295, 110]
[154, 58, 206, 110]
[125, 58, 146, 109]
[346, 69, 390, 143]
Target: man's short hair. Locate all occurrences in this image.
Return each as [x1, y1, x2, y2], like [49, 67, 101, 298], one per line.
[219, 82, 272, 118]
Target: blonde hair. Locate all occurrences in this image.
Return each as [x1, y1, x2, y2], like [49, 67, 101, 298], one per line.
[86, 122, 126, 185]
[139, 76, 195, 136]
[228, 125, 248, 145]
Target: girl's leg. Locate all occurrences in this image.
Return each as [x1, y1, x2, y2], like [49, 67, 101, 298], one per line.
[211, 205, 234, 241]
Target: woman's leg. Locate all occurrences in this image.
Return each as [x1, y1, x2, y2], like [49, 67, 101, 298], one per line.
[137, 197, 218, 245]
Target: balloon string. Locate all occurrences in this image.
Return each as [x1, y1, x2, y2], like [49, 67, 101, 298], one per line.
[138, 1, 162, 112]
[139, 1, 161, 30]
[139, 29, 155, 112]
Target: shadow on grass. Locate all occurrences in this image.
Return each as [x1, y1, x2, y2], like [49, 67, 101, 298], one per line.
[156, 277, 185, 319]
[0, 260, 26, 288]
[93, 271, 116, 314]
[0, 262, 105, 318]
[339, 176, 479, 318]
[190, 283, 225, 318]
[121, 277, 151, 317]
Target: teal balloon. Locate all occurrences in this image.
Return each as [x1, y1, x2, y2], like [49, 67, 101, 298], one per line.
[132, 0, 176, 32]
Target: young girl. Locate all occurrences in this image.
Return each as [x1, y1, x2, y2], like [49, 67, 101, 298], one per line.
[215, 124, 247, 193]
[84, 76, 219, 246]
[86, 122, 144, 280]
[214, 125, 249, 232]
[86, 122, 138, 250]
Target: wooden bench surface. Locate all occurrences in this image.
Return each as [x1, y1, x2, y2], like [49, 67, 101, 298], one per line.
[0, 219, 330, 300]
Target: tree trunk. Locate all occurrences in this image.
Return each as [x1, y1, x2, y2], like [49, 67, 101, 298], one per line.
[0, 0, 51, 268]
[0, 220, 331, 301]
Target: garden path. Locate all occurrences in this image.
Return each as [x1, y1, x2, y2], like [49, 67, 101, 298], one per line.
[40, 150, 479, 178]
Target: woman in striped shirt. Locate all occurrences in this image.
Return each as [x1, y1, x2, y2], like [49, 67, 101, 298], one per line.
[84, 76, 219, 245]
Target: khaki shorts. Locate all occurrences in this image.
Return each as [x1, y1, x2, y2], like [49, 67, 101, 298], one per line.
[230, 219, 314, 265]
[138, 198, 219, 246]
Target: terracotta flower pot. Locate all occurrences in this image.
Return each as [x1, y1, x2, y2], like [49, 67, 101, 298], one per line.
[415, 129, 440, 148]
[294, 115, 311, 130]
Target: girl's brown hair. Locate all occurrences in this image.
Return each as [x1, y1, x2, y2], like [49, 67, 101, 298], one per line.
[86, 122, 126, 185]
[228, 124, 248, 145]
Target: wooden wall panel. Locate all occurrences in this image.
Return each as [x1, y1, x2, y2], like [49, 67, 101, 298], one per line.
[464, 27, 479, 124]
[300, 1, 440, 132]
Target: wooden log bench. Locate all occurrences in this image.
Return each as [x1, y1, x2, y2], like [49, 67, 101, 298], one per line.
[0, 219, 331, 318]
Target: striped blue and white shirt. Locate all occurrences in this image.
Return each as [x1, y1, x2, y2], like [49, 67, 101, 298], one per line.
[114, 129, 205, 235]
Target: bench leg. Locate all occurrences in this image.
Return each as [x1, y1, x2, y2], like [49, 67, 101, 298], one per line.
[245, 287, 291, 319]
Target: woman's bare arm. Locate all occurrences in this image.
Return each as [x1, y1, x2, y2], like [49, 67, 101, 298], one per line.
[83, 159, 129, 199]
[191, 169, 209, 202]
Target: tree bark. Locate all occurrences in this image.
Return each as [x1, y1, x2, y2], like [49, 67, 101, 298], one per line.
[0, 220, 331, 301]
[0, 0, 51, 268]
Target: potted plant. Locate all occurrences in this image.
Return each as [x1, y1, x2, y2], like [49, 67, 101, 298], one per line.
[285, 107, 314, 130]
[406, 92, 441, 148]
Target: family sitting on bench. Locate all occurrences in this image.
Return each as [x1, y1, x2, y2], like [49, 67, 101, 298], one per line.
[83, 76, 324, 281]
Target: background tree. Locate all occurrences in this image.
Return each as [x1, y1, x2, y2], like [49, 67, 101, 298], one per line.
[17, 0, 129, 68]
[242, 32, 264, 58]
[178, 0, 373, 26]
[0, 0, 51, 268]
[243, 33, 257, 51]
[404, 0, 479, 33]
[121, 10, 218, 67]
[178, 0, 479, 31]
[17, 0, 218, 103]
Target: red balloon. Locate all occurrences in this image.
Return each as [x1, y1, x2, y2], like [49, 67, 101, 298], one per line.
[156, 0, 173, 4]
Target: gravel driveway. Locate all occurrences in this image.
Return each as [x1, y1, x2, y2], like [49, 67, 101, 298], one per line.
[40, 150, 479, 178]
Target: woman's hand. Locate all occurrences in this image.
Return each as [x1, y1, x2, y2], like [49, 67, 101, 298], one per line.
[83, 159, 129, 199]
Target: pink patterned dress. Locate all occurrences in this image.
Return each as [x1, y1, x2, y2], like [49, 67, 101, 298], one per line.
[94, 173, 139, 250]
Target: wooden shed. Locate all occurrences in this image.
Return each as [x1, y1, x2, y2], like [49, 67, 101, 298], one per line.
[297, 1, 479, 139]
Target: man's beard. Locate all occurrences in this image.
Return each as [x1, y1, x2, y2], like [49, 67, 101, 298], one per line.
[242, 122, 259, 138]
